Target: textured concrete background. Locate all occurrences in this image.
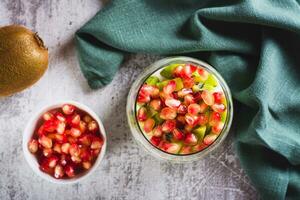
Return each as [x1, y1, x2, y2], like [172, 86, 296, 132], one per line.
[0, 1, 258, 199]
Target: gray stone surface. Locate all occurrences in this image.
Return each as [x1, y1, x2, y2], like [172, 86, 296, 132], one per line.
[0, 1, 258, 200]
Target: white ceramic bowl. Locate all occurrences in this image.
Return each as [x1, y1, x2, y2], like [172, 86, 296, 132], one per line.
[23, 100, 107, 184]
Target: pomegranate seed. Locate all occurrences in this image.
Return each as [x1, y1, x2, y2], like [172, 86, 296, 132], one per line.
[56, 121, 66, 134]
[212, 122, 225, 134]
[199, 102, 208, 113]
[83, 115, 92, 123]
[69, 144, 81, 157]
[91, 138, 103, 149]
[198, 114, 209, 126]
[173, 65, 184, 77]
[153, 125, 163, 137]
[187, 104, 201, 115]
[180, 146, 192, 154]
[184, 133, 198, 145]
[150, 87, 160, 98]
[162, 120, 176, 133]
[43, 148, 53, 157]
[70, 127, 82, 138]
[79, 134, 92, 146]
[54, 165, 64, 179]
[182, 65, 193, 78]
[88, 121, 98, 132]
[137, 92, 151, 104]
[55, 112, 66, 122]
[212, 103, 226, 113]
[193, 143, 208, 151]
[165, 98, 181, 108]
[150, 136, 161, 146]
[60, 154, 69, 166]
[82, 161, 92, 169]
[185, 113, 199, 126]
[80, 149, 92, 161]
[55, 133, 67, 143]
[43, 120, 58, 132]
[137, 107, 148, 121]
[172, 128, 185, 140]
[193, 92, 202, 102]
[68, 114, 80, 126]
[62, 104, 75, 115]
[201, 90, 214, 106]
[43, 112, 54, 121]
[28, 139, 38, 153]
[189, 65, 198, 72]
[160, 107, 177, 120]
[184, 94, 195, 105]
[163, 80, 176, 94]
[37, 125, 45, 136]
[209, 112, 221, 126]
[91, 149, 101, 156]
[39, 135, 52, 149]
[40, 159, 53, 174]
[143, 118, 155, 133]
[78, 121, 87, 133]
[213, 92, 223, 104]
[177, 104, 187, 115]
[53, 143, 62, 153]
[183, 77, 194, 88]
[48, 156, 59, 168]
[161, 142, 181, 154]
[149, 99, 162, 111]
[61, 143, 71, 154]
[65, 165, 75, 177]
[177, 88, 193, 98]
[203, 134, 218, 145]
[71, 156, 82, 163]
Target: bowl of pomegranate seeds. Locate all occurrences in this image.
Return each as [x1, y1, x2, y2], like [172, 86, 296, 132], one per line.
[127, 57, 233, 162]
[23, 101, 106, 183]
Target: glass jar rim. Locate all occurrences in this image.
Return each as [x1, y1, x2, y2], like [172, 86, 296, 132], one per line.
[126, 56, 233, 162]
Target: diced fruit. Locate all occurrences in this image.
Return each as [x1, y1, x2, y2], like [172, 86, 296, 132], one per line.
[39, 135, 52, 149]
[153, 113, 164, 125]
[160, 63, 180, 79]
[199, 102, 208, 113]
[184, 125, 193, 132]
[68, 136, 77, 144]
[48, 156, 59, 168]
[180, 146, 192, 154]
[212, 122, 224, 134]
[56, 121, 66, 134]
[145, 76, 159, 86]
[184, 133, 198, 145]
[43, 120, 58, 132]
[71, 156, 82, 163]
[193, 68, 209, 83]
[165, 98, 181, 108]
[55, 112, 66, 122]
[205, 74, 218, 87]
[161, 142, 182, 154]
[173, 78, 184, 91]
[172, 128, 185, 140]
[202, 83, 215, 91]
[65, 165, 75, 177]
[143, 118, 155, 133]
[88, 121, 98, 132]
[185, 114, 199, 126]
[193, 126, 206, 142]
[28, 139, 38, 153]
[137, 92, 151, 104]
[177, 88, 192, 98]
[193, 143, 207, 152]
[184, 94, 195, 105]
[163, 80, 176, 94]
[69, 144, 81, 157]
[187, 104, 201, 115]
[62, 104, 75, 115]
[183, 77, 194, 88]
[201, 90, 214, 106]
[203, 134, 218, 145]
[149, 99, 162, 111]
[160, 107, 177, 120]
[53, 143, 62, 153]
[209, 112, 221, 126]
[213, 92, 223, 104]
[177, 104, 187, 115]
[150, 136, 161, 146]
[212, 103, 226, 113]
[70, 128, 82, 138]
[79, 135, 92, 146]
[83, 115, 92, 123]
[162, 120, 176, 133]
[153, 126, 163, 137]
[54, 165, 64, 179]
[68, 114, 80, 126]
[198, 114, 209, 126]
[79, 121, 87, 133]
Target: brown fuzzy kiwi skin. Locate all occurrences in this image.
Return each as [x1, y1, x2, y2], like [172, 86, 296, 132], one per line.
[0, 25, 49, 97]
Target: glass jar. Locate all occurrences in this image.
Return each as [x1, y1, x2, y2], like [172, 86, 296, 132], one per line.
[126, 56, 233, 162]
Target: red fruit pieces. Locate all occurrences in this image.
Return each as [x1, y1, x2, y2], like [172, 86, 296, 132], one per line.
[211, 103, 226, 113]
[162, 120, 176, 133]
[29, 104, 104, 179]
[209, 112, 221, 126]
[163, 80, 176, 94]
[213, 92, 223, 104]
[172, 128, 185, 140]
[143, 118, 155, 133]
[150, 136, 161, 146]
[160, 107, 177, 120]
[201, 90, 214, 106]
[203, 134, 218, 145]
[149, 99, 162, 111]
[137, 107, 148, 121]
[165, 98, 181, 109]
[187, 104, 201, 115]
[184, 133, 198, 145]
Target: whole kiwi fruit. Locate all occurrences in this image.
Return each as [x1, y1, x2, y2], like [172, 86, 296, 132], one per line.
[0, 25, 48, 97]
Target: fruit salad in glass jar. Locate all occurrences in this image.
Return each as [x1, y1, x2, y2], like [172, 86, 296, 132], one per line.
[127, 57, 233, 162]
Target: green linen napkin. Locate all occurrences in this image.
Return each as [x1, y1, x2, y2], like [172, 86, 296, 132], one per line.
[75, 0, 300, 199]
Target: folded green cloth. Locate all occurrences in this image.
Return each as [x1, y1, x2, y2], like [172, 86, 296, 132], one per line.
[75, 0, 300, 199]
